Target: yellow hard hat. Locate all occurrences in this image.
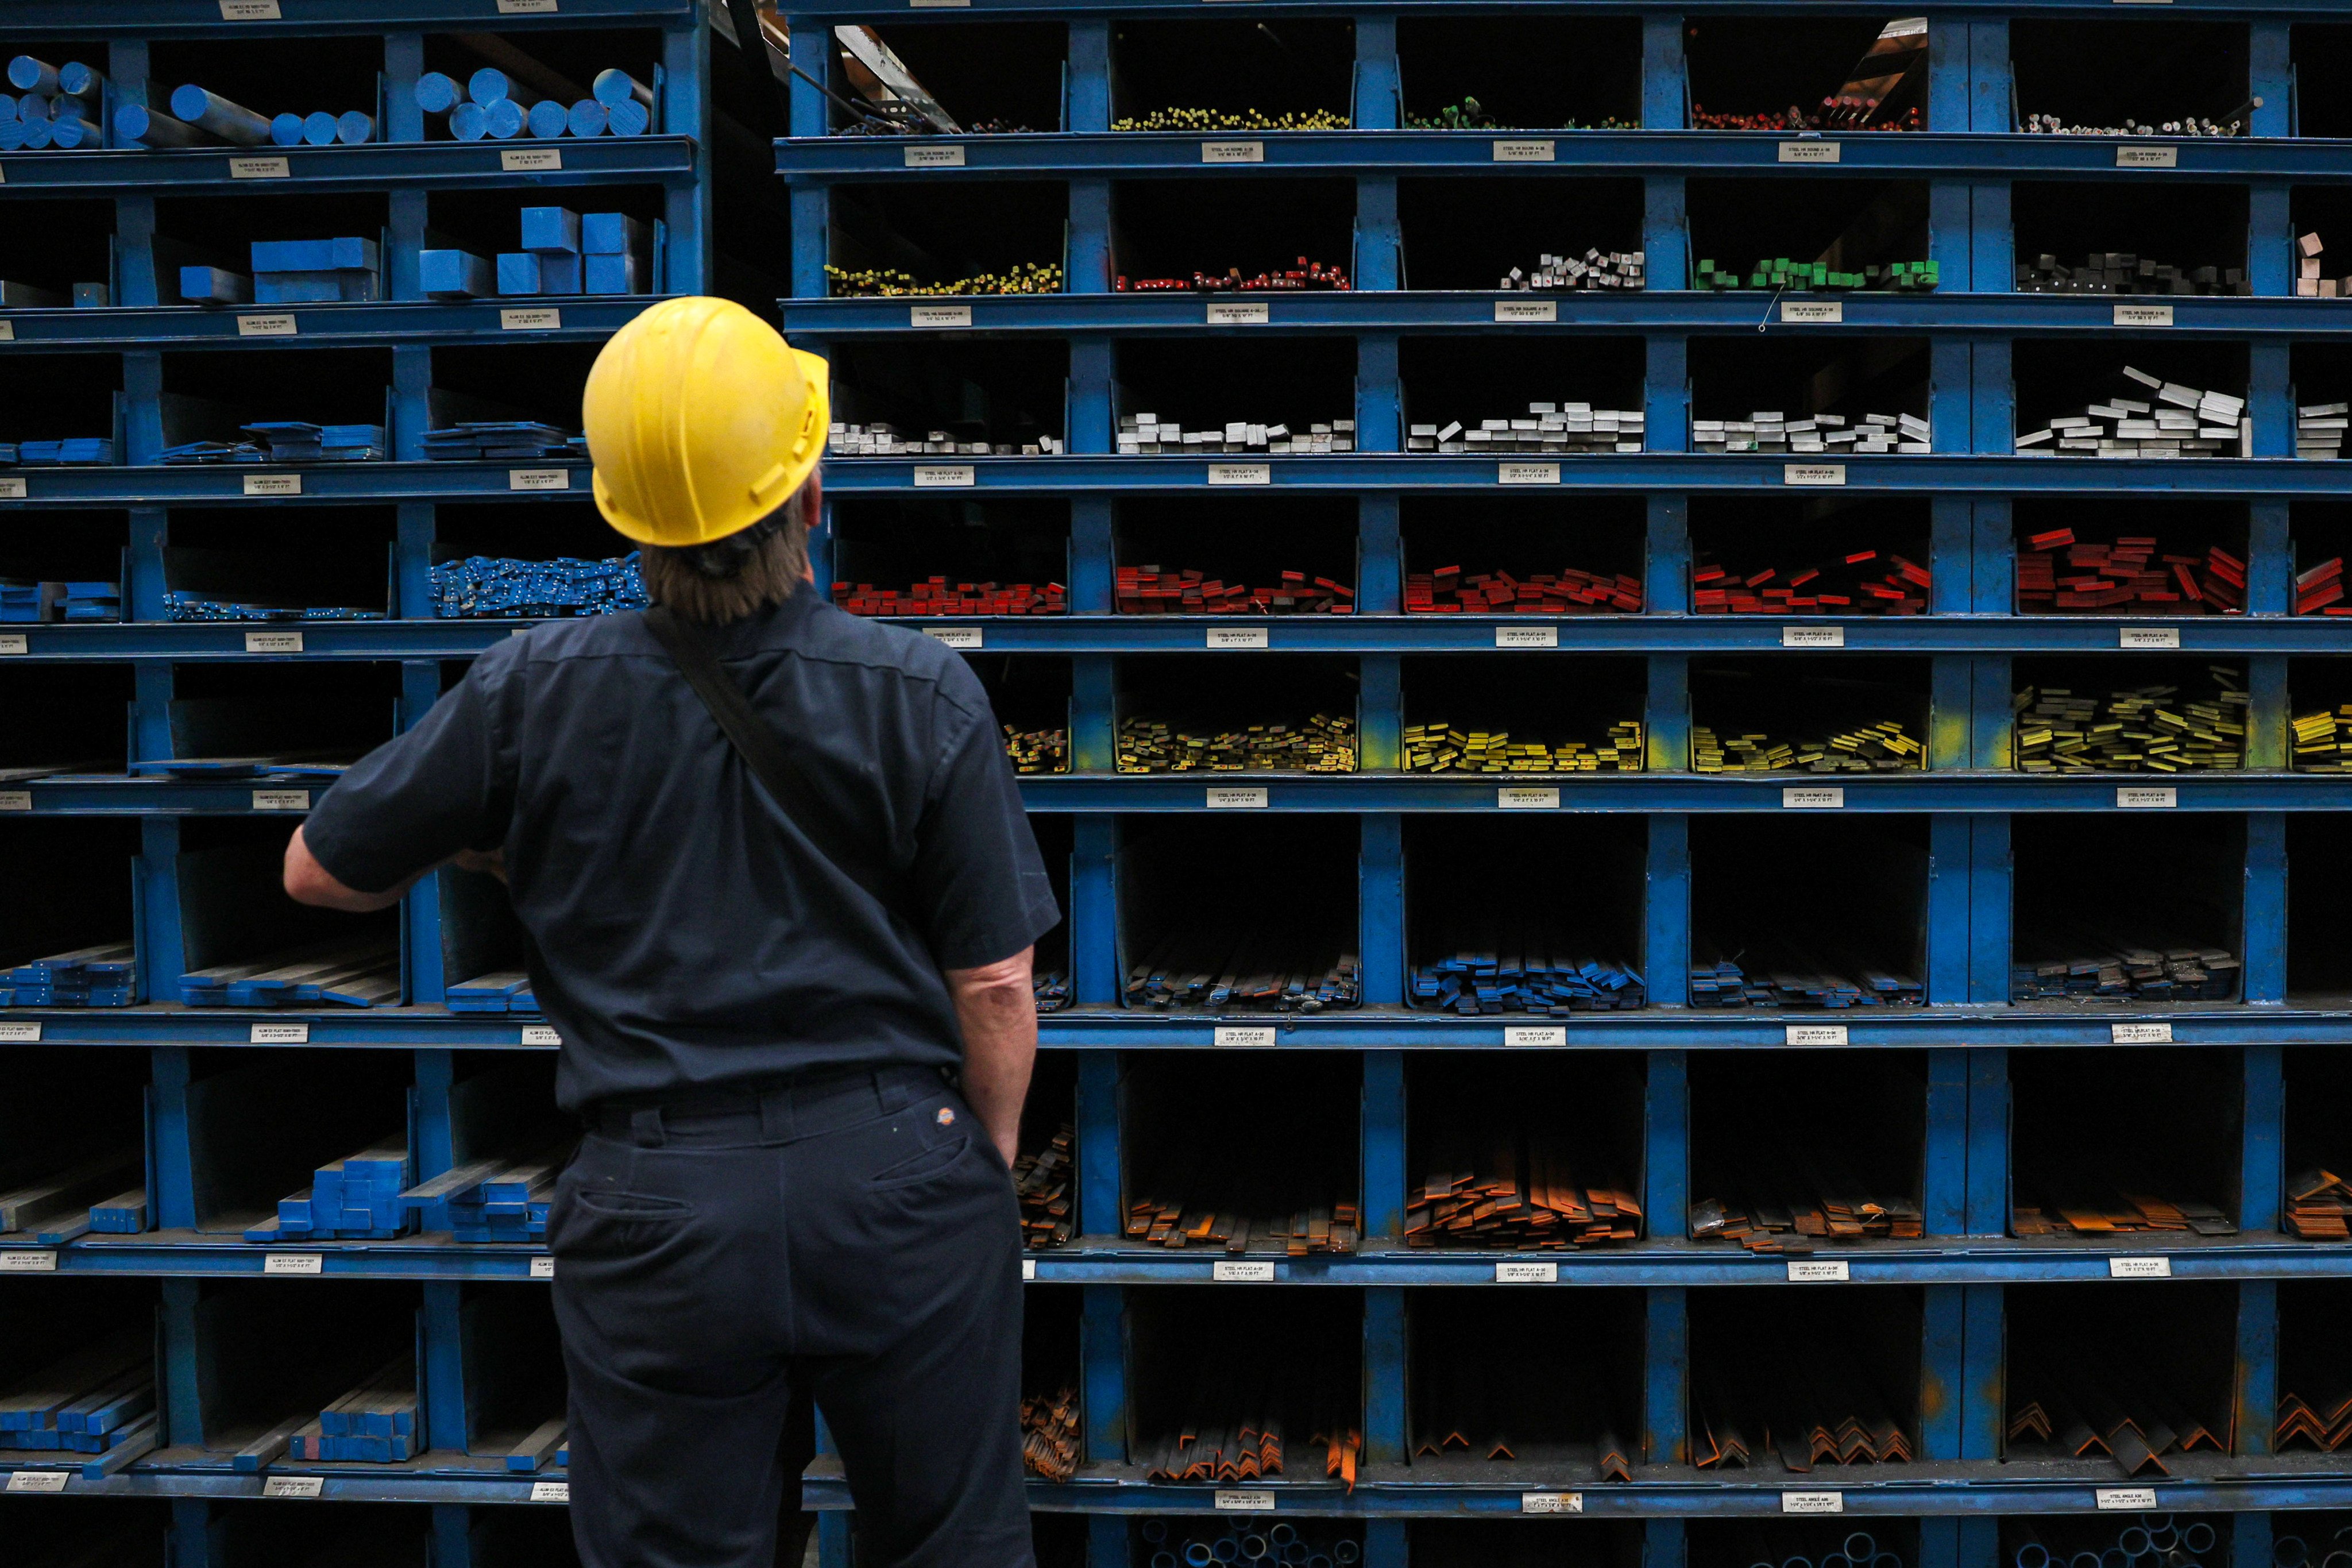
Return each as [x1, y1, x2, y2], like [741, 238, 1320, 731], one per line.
[583, 296, 829, 549]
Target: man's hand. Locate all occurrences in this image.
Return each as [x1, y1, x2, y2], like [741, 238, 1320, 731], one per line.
[944, 948, 1037, 1168]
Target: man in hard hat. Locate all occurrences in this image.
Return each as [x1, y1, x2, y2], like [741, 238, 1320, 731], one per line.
[281, 296, 1059, 1568]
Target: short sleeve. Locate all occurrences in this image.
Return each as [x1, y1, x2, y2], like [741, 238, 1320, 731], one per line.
[911, 682, 1062, 971]
[301, 641, 521, 895]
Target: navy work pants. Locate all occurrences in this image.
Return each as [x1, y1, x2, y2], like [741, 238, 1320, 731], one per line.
[549, 1065, 1036, 1568]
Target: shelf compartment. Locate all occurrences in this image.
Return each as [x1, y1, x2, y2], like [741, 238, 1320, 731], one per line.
[1687, 1285, 1924, 1473]
[2010, 19, 2253, 138]
[2000, 1515, 2230, 1568]
[1397, 16, 1640, 134]
[1689, 494, 1929, 618]
[2011, 341, 2250, 463]
[2287, 817, 2352, 1007]
[1124, 1284, 1363, 1481]
[1111, 178, 1356, 293]
[1401, 495, 1644, 616]
[1114, 495, 1357, 616]
[1108, 20, 1355, 133]
[163, 506, 395, 622]
[179, 1045, 412, 1236]
[1401, 336, 1646, 454]
[0, 198, 115, 309]
[2008, 1046, 2244, 1239]
[2003, 1280, 2240, 1468]
[1687, 336, 1930, 454]
[1401, 656, 1644, 778]
[2283, 1049, 2352, 1239]
[2010, 655, 2250, 775]
[1688, 1049, 1927, 1250]
[827, 180, 1066, 298]
[1689, 655, 1932, 774]
[1407, 1287, 1646, 1478]
[1397, 177, 1643, 292]
[429, 500, 642, 620]
[0, 1275, 158, 1470]
[824, 21, 1064, 137]
[1683, 16, 1932, 134]
[416, 25, 674, 141]
[1410, 1518, 1642, 1568]
[2010, 499, 2249, 618]
[1403, 816, 1647, 1012]
[829, 497, 1068, 618]
[2009, 813, 2246, 1005]
[0, 351, 122, 460]
[0, 1038, 148, 1242]
[0, 664, 130, 774]
[1, 1494, 170, 1565]
[830, 338, 1069, 455]
[176, 1276, 416, 1461]
[1403, 1053, 1646, 1247]
[150, 190, 388, 312]
[1686, 179, 1930, 295]
[968, 653, 1071, 775]
[1133, 1517, 1362, 1568]
[1015, 1051, 1076, 1241]
[0, 818, 140, 1015]
[1692, 1521, 1922, 1568]
[457, 1283, 564, 1467]
[1022, 1282, 1082, 1481]
[1113, 654, 1358, 777]
[1119, 1052, 1361, 1251]
[2010, 183, 2250, 297]
[1687, 814, 1930, 1011]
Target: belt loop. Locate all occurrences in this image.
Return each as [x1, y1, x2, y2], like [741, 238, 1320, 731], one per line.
[629, 1106, 666, 1148]
[759, 1086, 793, 1142]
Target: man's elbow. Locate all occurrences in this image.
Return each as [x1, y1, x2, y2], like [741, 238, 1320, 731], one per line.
[945, 948, 1035, 1010]
[283, 827, 390, 913]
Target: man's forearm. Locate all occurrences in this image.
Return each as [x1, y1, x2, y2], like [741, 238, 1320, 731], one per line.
[945, 949, 1037, 1167]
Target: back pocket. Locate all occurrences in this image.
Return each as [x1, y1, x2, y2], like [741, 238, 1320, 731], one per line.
[866, 1134, 970, 1191]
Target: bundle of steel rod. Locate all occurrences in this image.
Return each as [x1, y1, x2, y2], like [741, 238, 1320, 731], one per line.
[0, 580, 117, 621]
[2017, 530, 2245, 613]
[2007, 933, 2241, 1003]
[430, 554, 648, 617]
[400, 1142, 569, 1243]
[1691, 1170, 1924, 1252]
[285, 1357, 418, 1463]
[827, 262, 1063, 297]
[1013, 1123, 1074, 1248]
[839, 117, 1032, 137]
[1033, 964, 1069, 1012]
[1116, 713, 1357, 773]
[1694, 1360, 1915, 1469]
[1408, 99, 1636, 132]
[179, 237, 381, 307]
[0, 1148, 145, 1245]
[1692, 104, 1922, 131]
[160, 423, 387, 465]
[1, 56, 106, 150]
[1021, 1387, 1081, 1481]
[0, 439, 116, 465]
[1117, 416, 1355, 455]
[1139, 1521, 1363, 1567]
[0, 1330, 155, 1458]
[1691, 720, 1925, 773]
[2283, 1168, 2352, 1239]
[1121, 909, 1362, 1010]
[1411, 937, 1646, 1010]
[2021, 110, 2254, 137]
[1003, 726, 1069, 775]
[2296, 234, 2352, 299]
[2014, 671, 2250, 773]
[2, 942, 136, 1006]
[1498, 249, 1646, 291]
[1408, 564, 1643, 613]
[164, 592, 380, 621]
[1409, 404, 1645, 454]
[2017, 368, 2248, 458]
[1695, 258, 1938, 292]
[180, 937, 401, 1008]
[1694, 549, 1930, 615]
[2011, 1517, 2223, 1568]
[1118, 566, 1353, 615]
[416, 65, 656, 141]
[446, 971, 538, 1011]
[1112, 108, 1350, 132]
[2017, 254, 2249, 297]
[1695, 412, 1929, 455]
[1688, 945, 1924, 1009]
[2005, 1349, 2226, 1474]
[247, 1139, 413, 1242]
[1117, 259, 1350, 292]
[422, 423, 584, 461]
[829, 421, 1066, 457]
[835, 578, 1065, 615]
[1724, 1526, 1906, 1568]
[109, 82, 381, 151]
[1404, 720, 1644, 775]
[1407, 1127, 1642, 1246]
[2300, 405, 2348, 461]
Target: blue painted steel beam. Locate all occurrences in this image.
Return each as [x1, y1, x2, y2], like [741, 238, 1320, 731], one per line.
[0, 299, 664, 350]
[752, 0, 2352, 16]
[0, 462, 594, 506]
[0, 0, 694, 32]
[0, 138, 693, 193]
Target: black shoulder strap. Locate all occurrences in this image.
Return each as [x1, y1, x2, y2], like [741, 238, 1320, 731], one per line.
[641, 604, 917, 928]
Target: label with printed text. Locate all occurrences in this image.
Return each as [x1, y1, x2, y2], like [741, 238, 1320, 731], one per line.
[2117, 145, 2179, 168]
[230, 156, 291, 179]
[1201, 141, 1264, 164]
[265, 1477, 325, 1499]
[0, 322, 13, 342]
[252, 1023, 309, 1044]
[924, 627, 983, 649]
[1783, 626, 1844, 647]
[911, 305, 970, 327]
[0, 1251, 57, 1273]
[2098, 1487, 2160, 1510]
[1496, 299, 1557, 323]
[1783, 787, 1844, 809]
[2120, 626, 2180, 648]
[1782, 1492, 1844, 1515]
[909, 0, 972, 7]
[1505, 1025, 1566, 1046]
[2112, 1022, 2173, 1044]
[520, 1026, 562, 1046]
[237, 314, 297, 338]
[1789, 1259, 1851, 1282]
[245, 631, 303, 653]
[2115, 303, 2175, 327]
[500, 308, 561, 331]
[903, 145, 965, 168]
[1208, 463, 1270, 486]
[1782, 301, 1844, 324]
[2109, 1256, 2172, 1279]
[1496, 1260, 1557, 1283]
[1208, 300, 1269, 326]
[1021, 1258, 1035, 1280]
[1787, 1025, 1849, 1045]
[1207, 787, 1269, 809]
[1214, 1260, 1277, 1281]
[913, 465, 975, 488]
[0, 635, 25, 655]
[0, 793, 29, 812]
[243, 474, 300, 496]
[1521, 1493, 1582, 1514]
[221, 0, 283, 18]
[2117, 786, 2177, 809]
[1499, 787, 1561, 810]
[531, 1481, 571, 1504]
[1778, 141, 1841, 164]
[252, 790, 311, 812]
[1785, 464, 1847, 486]
[510, 468, 571, 492]
[498, 0, 562, 11]
[1495, 626, 1558, 648]
[7, 1470, 69, 1491]
[1207, 627, 1269, 649]
[1215, 1026, 1277, 1048]
[264, 1253, 325, 1276]
[0, 480, 25, 500]
[502, 149, 563, 172]
[1499, 462, 1561, 485]
[1215, 1490, 1276, 1512]
[532, 1256, 556, 1279]
[1492, 140, 1556, 162]
[0, 1023, 41, 1041]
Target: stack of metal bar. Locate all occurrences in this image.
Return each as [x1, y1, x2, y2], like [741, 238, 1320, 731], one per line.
[2299, 405, 2349, 461]
[1122, 906, 1361, 1011]
[1499, 249, 1646, 291]
[1, 439, 115, 465]
[1013, 1123, 1074, 1249]
[2284, 1168, 2352, 1239]
[0, 580, 120, 621]
[1138, 1521, 1362, 1567]
[2014, 670, 2249, 773]
[1142, 1410, 1364, 1489]
[1117, 259, 1350, 292]
[0, 1148, 145, 1245]
[2006, 1349, 2226, 1474]
[833, 579, 1065, 615]
[1406, 1127, 1642, 1247]
[829, 262, 1062, 296]
[1133, 1317, 1365, 1487]
[1021, 1387, 1081, 1481]
[1696, 257, 1937, 291]
[415, 67, 655, 142]
[1691, 720, 1925, 773]
[2022, 111, 2252, 136]
[164, 592, 382, 621]
[1405, 719, 1643, 774]
[285, 1358, 418, 1463]
[1032, 964, 1069, 1012]
[2017, 369, 2248, 458]
[2297, 559, 2349, 615]
[1117, 566, 1354, 615]
[2010, 1188, 2235, 1239]
[422, 423, 584, 461]
[1689, 946, 1924, 1010]
[1408, 403, 1645, 454]
[1694, 549, 1930, 615]
[430, 554, 647, 617]
[2, 943, 136, 1006]
[1116, 416, 1354, 455]
[1125, 1164, 1359, 1253]
[1, 56, 106, 149]
[2015, 254, 2249, 296]
[2296, 233, 2352, 300]
[831, 422, 1066, 457]
[1117, 713, 1356, 773]
[1695, 412, 1929, 455]
[180, 938, 401, 1008]
[400, 1142, 569, 1243]
[1694, 1360, 1915, 1469]
[1003, 726, 1069, 775]
[1112, 107, 1349, 131]
[2016, 529, 2246, 612]
[160, 423, 386, 465]
[122, 83, 377, 150]
[447, 971, 538, 1012]
[1692, 1180, 1924, 1253]
[179, 237, 381, 307]
[0, 1329, 155, 1461]
[248, 1140, 414, 1242]
[1407, 563, 1642, 613]
[2007, 933, 2241, 1003]
[1409, 936, 1646, 1012]
[2277, 1385, 2352, 1450]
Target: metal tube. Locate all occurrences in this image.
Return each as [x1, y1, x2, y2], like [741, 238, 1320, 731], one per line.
[2277, 1540, 2310, 1568]
[168, 84, 272, 145]
[1848, 1534, 1879, 1559]
[2121, 1531, 2152, 1556]
[2184, 1527, 2216, 1555]
[1185, 1544, 1214, 1568]
[115, 104, 210, 148]
[1330, 1544, 1359, 1566]
[593, 68, 654, 109]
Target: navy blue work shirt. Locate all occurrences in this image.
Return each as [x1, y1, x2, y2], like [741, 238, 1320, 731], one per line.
[302, 587, 1061, 1113]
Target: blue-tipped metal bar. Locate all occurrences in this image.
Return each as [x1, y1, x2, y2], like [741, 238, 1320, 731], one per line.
[269, 111, 306, 146]
[526, 99, 567, 138]
[115, 103, 208, 147]
[449, 101, 488, 141]
[7, 56, 60, 95]
[593, 68, 653, 109]
[57, 61, 103, 98]
[47, 115, 101, 149]
[420, 250, 493, 300]
[415, 72, 466, 115]
[303, 110, 341, 146]
[168, 84, 271, 146]
[484, 98, 526, 140]
[608, 98, 650, 136]
[567, 99, 608, 137]
[468, 67, 539, 108]
[18, 92, 50, 122]
[337, 110, 373, 144]
[179, 267, 254, 306]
